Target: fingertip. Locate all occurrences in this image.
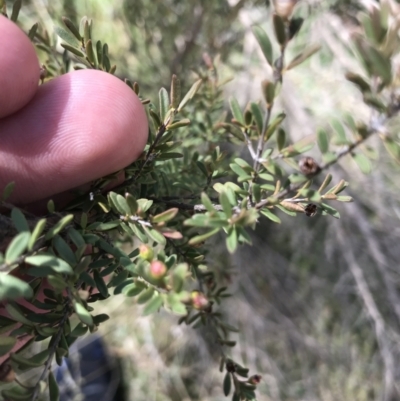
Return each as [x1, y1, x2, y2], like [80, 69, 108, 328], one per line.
[0, 69, 148, 204]
[0, 15, 40, 118]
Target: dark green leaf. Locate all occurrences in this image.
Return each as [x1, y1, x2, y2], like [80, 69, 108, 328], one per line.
[53, 235, 76, 266]
[11, 208, 29, 232]
[10, 0, 21, 22]
[273, 13, 286, 45]
[223, 372, 232, 396]
[0, 336, 17, 356]
[93, 270, 109, 298]
[49, 371, 60, 401]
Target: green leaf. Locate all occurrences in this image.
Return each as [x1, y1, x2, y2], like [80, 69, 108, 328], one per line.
[0, 273, 33, 301]
[260, 208, 281, 224]
[250, 102, 263, 134]
[55, 24, 81, 46]
[273, 13, 286, 45]
[152, 208, 178, 224]
[6, 303, 33, 326]
[201, 192, 216, 213]
[159, 87, 169, 122]
[331, 118, 348, 144]
[62, 16, 82, 41]
[226, 227, 238, 254]
[137, 287, 155, 304]
[265, 112, 286, 140]
[320, 203, 340, 219]
[382, 136, 400, 163]
[143, 226, 166, 245]
[70, 323, 88, 338]
[286, 44, 321, 70]
[318, 173, 332, 193]
[229, 97, 244, 125]
[317, 128, 329, 154]
[10, 0, 21, 22]
[53, 235, 76, 266]
[2, 181, 15, 200]
[172, 263, 188, 293]
[73, 302, 93, 326]
[28, 218, 46, 250]
[177, 78, 202, 112]
[252, 26, 273, 65]
[5, 231, 30, 264]
[93, 270, 109, 298]
[48, 371, 60, 401]
[166, 118, 191, 130]
[188, 228, 220, 245]
[277, 128, 286, 151]
[25, 254, 73, 275]
[123, 282, 145, 297]
[92, 314, 110, 325]
[352, 152, 371, 174]
[11, 208, 29, 233]
[220, 191, 233, 218]
[0, 336, 17, 356]
[143, 294, 163, 315]
[223, 372, 232, 396]
[45, 214, 74, 240]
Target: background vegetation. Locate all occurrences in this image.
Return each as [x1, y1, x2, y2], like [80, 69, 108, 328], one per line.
[2, 0, 400, 400]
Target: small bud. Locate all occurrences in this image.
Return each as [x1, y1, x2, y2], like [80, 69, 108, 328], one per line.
[139, 244, 154, 262]
[299, 157, 321, 176]
[149, 260, 167, 279]
[248, 374, 262, 385]
[191, 291, 210, 310]
[261, 80, 275, 106]
[304, 204, 318, 217]
[0, 364, 15, 383]
[273, 0, 298, 20]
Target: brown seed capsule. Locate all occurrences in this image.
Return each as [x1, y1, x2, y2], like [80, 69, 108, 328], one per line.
[0, 364, 15, 383]
[299, 157, 321, 176]
[248, 374, 262, 385]
[304, 204, 318, 217]
[226, 360, 236, 373]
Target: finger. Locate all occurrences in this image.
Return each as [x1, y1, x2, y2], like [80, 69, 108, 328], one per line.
[0, 69, 148, 204]
[0, 15, 40, 118]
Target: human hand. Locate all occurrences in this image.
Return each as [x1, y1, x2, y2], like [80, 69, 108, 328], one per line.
[0, 15, 148, 206]
[0, 15, 148, 366]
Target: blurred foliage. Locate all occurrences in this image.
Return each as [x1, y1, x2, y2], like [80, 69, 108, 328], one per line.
[1, 0, 400, 401]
